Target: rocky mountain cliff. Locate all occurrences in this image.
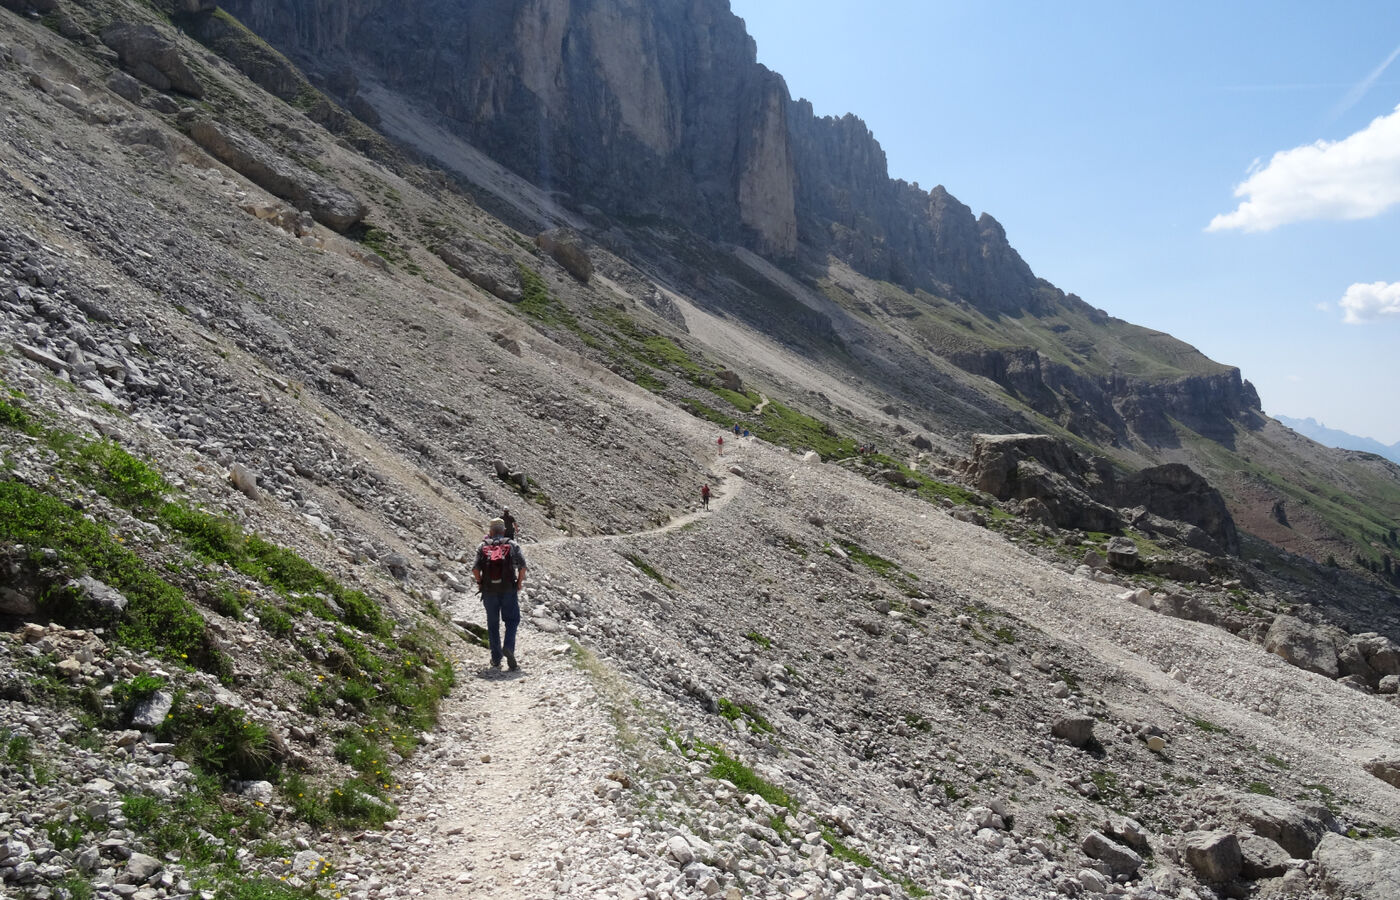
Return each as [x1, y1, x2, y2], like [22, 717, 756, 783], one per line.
[207, 0, 1279, 454]
[215, 0, 1054, 315]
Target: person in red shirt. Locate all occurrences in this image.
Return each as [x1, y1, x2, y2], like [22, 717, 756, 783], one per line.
[701, 483, 711, 510]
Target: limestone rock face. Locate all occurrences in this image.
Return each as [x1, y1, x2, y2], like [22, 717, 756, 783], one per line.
[188, 120, 366, 232]
[1119, 463, 1239, 555]
[1315, 833, 1400, 900]
[535, 230, 593, 283]
[100, 22, 205, 98]
[222, 0, 800, 257]
[1264, 614, 1346, 679]
[1177, 830, 1242, 883]
[1228, 792, 1334, 859]
[965, 433, 1241, 554]
[435, 240, 523, 302]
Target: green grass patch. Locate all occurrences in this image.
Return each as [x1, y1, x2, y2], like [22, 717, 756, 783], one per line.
[1246, 780, 1276, 797]
[717, 698, 773, 733]
[161, 701, 279, 781]
[624, 552, 673, 588]
[744, 630, 772, 649]
[1189, 717, 1229, 735]
[1, 480, 219, 671]
[515, 264, 579, 329]
[701, 742, 793, 810]
[756, 400, 854, 459]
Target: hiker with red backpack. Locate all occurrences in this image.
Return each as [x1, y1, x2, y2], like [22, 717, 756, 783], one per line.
[472, 517, 528, 671]
[701, 483, 711, 510]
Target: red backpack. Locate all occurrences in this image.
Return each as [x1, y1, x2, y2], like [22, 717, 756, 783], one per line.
[480, 539, 515, 590]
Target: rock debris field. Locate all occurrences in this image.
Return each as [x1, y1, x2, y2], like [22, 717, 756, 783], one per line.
[0, 6, 1397, 900]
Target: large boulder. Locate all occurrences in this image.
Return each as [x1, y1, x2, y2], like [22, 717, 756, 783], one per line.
[967, 434, 1120, 532]
[434, 239, 523, 302]
[1051, 715, 1095, 747]
[535, 229, 593, 282]
[188, 120, 366, 232]
[1104, 536, 1141, 571]
[1177, 830, 1242, 883]
[1082, 831, 1143, 878]
[1363, 757, 1400, 789]
[1117, 463, 1239, 555]
[1228, 792, 1334, 859]
[1238, 833, 1290, 879]
[100, 22, 205, 98]
[1314, 833, 1400, 900]
[1341, 632, 1400, 687]
[1263, 615, 1345, 678]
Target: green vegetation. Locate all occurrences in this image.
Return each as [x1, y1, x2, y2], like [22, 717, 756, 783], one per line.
[625, 553, 674, 588]
[161, 703, 278, 781]
[702, 742, 793, 810]
[118, 772, 269, 869]
[516, 264, 579, 329]
[1247, 780, 1276, 797]
[744, 630, 772, 649]
[1, 479, 219, 670]
[717, 698, 773, 733]
[0, 388, 454, 873]
[903, 712, 932, 733]
[756, 399, 854, 459]
[1189, 717, 1229, 735]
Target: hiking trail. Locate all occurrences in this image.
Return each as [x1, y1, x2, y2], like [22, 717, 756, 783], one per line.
[390, 445, 754, 898]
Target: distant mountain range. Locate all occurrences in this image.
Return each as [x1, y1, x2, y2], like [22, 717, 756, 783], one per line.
[1276, 416, 1400, 465]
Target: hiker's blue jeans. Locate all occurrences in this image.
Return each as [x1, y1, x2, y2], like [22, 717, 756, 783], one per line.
[482, 589, 520, 662]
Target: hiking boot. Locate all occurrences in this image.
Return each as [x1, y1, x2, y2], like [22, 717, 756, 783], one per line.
[490, 656, 502, 670]
[506, 653, 518, 671]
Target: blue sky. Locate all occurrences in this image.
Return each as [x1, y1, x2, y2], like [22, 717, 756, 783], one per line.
[729, 1, 1400, 445]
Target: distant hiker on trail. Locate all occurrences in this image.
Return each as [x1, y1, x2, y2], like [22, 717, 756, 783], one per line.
[701, 483, 711, 510]
[501, 507, 516, 539]
[472, 518, 527, 671]
[717, 435, 724, 455]
[733, 424, 741, 436]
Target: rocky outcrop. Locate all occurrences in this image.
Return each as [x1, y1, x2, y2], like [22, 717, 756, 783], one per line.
[951, 343, 1262, 449]
[966, 434, 1240, 552]
[176, 6, 303, 101]
[1228, 792, 1335, 860]
[1263, 614, 1347, 678]
[434, 239, 523, 302]
[966, 433, 1120, 533]
[536, 230, 593, 283]
[100, 22, 205, 98]
[1315, 833, 1400, 900]
[188, 119, 366, 232]
[0, 0, 58, 15]
[220, 0, 800, 257]
[1119, 464, 1238, 555]
[211, 0, 1077, 310]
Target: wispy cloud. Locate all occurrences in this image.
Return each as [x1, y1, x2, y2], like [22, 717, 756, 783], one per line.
[1339, 281, 1400, 324]
[1207, 103, 1400, 232]
[1330, 41, 1400, 120]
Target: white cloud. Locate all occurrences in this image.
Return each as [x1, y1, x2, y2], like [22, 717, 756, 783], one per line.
[1208, 103, 1400, 232]
[1314, 301, 1331, 312]
[1339, 280, 1400, 323]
